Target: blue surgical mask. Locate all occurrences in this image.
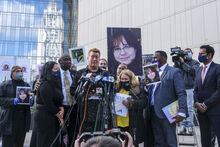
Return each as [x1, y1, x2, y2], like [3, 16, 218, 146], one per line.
[186, 53, 192, 59]
[198, 54, 208, 63]
[151, 60, 160, 66]
[53, 70, 60, 77]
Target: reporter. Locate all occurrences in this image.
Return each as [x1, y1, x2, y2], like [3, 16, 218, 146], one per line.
[0, 66, 31, 147]
[30, 61, 64, 147]
[115, 69, 147, 146]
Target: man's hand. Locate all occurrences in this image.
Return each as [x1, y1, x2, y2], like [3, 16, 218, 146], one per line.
[179, 57, 184, 63]
[196, 103, 207, 112]
[34, 81, 41, 91]
[173, 115, 184, 123]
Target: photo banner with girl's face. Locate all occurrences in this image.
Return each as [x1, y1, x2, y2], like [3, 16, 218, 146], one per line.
[107, 27, 142, 76]
[143, 63, 161, 85]
[0, 56, 14, 76]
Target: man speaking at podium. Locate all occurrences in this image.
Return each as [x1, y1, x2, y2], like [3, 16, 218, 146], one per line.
[70, 48, 110, 135]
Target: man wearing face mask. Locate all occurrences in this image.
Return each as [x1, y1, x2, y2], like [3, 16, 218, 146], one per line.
[147, 51, 187, 147]
[194, 45, 220, 147]
[0, 66, 32, 147]
[58, 54, 77, 147]
[175, 48, 200, 135]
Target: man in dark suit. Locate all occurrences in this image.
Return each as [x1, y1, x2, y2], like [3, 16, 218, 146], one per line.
[149, 50, 187, 147]
[194, 45, 220, 147]
[58, 54, 77, 147]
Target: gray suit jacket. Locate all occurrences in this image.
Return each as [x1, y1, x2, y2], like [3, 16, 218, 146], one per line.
[151, 65, 187, 119]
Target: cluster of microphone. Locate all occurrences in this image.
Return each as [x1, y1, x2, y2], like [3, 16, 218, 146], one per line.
[78, 72, 115, 95]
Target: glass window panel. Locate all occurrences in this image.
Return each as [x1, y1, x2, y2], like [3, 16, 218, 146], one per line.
[15, 29, 19, 41]
[10, 29, 15, 41]
[30, 15, 34, 27]
[7, 13, 12, 27]
[7, 42, 15, 56]
[19, 28, 25, 42]
[11, 13, 17, 27]
[25, 15, 30, 27]
[0, 27, 6, 40]
[0, 42, 2, 55]
[2, 13, 7, 26]
[3, 1, 8, 12]
[7, 1, 12, 12]
[21, 14, 25, 27]
[16, 14, 21, 27]
[18, 42, 24, 56]
[0, 13, 2, 26]
[12, 1, 19, 13]
[14, 42, 19, 56]
[6, 28, 10, 41]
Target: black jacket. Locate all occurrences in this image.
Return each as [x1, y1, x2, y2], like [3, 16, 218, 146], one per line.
[0, 80, 30, 135]
[116, 86, 147, 144]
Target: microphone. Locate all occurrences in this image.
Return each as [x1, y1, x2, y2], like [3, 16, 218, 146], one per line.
[102, 76, 115, 83]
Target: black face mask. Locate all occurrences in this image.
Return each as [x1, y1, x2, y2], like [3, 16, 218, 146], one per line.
[121, 81, 131, 91]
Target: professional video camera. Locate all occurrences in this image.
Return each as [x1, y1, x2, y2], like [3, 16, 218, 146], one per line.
[170, 47, 188, 67]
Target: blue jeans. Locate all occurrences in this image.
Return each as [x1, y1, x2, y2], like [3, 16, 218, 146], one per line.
[180, 89, 194, 128]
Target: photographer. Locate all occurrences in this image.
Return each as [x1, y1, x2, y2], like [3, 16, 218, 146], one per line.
[174, 48, 200, 135]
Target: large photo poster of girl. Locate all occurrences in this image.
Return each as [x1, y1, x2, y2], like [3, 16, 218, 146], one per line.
[107, 28, 143, 76]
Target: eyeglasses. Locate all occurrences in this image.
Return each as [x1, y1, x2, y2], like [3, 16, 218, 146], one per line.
[113, 44, 132, 53]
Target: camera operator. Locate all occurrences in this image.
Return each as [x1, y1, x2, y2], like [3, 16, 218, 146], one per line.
[70, 48, 108, 135]
[174, 48, 200, 135]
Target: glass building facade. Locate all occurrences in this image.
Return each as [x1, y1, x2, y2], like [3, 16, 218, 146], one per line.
[0, 0, 78, 83]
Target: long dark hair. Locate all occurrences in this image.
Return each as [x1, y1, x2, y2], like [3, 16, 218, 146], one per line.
[40, 61, 57, 82]
[108, 28, 142, 76]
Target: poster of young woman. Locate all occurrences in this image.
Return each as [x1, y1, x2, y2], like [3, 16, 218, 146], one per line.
[0, 56, 14, 76]
[107, 27, 143, 76]
[143, 63, 161, 85]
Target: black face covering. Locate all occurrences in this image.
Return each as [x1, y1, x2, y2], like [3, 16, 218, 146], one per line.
[121, 81, 131, 91]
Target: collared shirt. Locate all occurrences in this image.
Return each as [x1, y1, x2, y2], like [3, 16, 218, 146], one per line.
[203, 61, 212, 78]
[60, 68, 72, 105]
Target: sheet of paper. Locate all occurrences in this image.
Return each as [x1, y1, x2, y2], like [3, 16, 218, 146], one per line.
[113, 93, 131, 117]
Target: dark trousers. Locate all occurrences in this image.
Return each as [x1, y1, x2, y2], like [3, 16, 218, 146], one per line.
[2, 134, 26, 147]
[150, 107, 177, 147]
[198, 113, 220, 147]
[2, 111, 27, 147]
[63, 105, 78, 147]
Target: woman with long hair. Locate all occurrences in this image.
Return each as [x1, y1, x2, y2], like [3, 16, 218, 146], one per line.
[115, 69, 147, 146]
[30, 61, 64, 147]
[108, 29, 142, 76]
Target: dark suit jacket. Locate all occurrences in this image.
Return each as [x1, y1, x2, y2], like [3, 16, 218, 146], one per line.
[194, 62, 220, 115]
[150, 65, 187, 119]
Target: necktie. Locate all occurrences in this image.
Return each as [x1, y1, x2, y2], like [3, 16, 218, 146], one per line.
[64, 71, 72, 105]
[201, 65, 207, 84]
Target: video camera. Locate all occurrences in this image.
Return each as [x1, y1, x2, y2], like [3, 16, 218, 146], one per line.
[79, 128, 128, 144]
[170, 47, 187, 66]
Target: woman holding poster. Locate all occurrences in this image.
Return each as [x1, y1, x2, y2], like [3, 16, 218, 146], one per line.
[114, 69, 146, 146]
[107, 28, 142, 76]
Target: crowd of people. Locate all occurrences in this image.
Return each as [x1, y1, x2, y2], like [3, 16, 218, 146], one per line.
[0, 45, 219, 147]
